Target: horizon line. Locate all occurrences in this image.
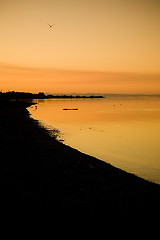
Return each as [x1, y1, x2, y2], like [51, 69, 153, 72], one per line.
[2, 91, 160, 97]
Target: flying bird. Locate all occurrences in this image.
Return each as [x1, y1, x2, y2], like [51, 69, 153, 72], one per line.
[48, 24, 55, 28]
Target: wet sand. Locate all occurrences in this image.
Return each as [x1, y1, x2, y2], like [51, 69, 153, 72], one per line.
[0, 100, 160, 228]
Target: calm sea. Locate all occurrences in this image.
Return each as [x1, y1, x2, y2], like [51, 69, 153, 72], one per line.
[28, 95, 160, 184]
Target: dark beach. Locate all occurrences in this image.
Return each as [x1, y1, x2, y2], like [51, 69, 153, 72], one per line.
[0, 100, 160, 228]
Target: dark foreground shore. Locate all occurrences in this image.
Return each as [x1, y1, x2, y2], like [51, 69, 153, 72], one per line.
[0, 100, 160, 228]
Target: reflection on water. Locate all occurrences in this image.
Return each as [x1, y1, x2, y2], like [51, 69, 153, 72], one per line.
[28, 96, 160, 184]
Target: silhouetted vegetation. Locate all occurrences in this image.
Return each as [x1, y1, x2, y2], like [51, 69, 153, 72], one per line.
[0, 91, 104, 100]
[0, 91, 45, 100]
[47, 94, 104, 99]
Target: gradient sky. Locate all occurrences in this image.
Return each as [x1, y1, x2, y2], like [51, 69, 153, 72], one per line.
[0, 0, 160, 93]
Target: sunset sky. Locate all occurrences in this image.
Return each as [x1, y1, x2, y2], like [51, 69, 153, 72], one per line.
[0, 0, 160, 94]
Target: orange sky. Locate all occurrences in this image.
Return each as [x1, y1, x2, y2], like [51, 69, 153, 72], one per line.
[0, 0, 160, 94]
[1, 63, 160, 94]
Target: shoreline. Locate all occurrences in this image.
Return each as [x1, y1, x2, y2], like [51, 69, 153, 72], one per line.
[0, 100, 160, 226]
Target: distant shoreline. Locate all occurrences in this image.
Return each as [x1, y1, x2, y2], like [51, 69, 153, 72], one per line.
[1, 91, 160, 101]
[0, 91, 104, 100]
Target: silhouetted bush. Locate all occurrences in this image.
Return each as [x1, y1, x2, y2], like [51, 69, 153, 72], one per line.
[0, 91, 104, 100]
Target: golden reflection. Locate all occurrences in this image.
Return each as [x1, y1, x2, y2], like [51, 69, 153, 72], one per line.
[30, 97, 160, 123]
[29, 97, 160, 184]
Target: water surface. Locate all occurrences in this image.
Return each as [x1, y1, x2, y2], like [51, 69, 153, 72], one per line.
[28, 95, 160, 184]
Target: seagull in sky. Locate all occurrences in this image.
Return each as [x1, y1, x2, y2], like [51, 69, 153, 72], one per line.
[48, 24, 55, 28]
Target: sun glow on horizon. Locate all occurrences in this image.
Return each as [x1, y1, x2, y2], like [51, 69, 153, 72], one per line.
[1, 64, 160, 94]
[0, 0, 160, 93]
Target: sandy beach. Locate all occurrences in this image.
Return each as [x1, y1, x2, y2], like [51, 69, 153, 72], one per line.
[0, 100, 160, 228]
